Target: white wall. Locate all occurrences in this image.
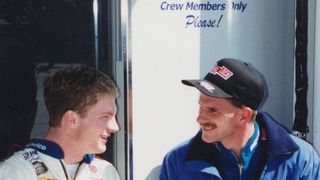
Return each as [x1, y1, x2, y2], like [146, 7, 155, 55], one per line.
[131, 1, 200, 179]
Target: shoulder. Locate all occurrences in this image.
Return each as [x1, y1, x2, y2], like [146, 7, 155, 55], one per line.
[167, 139, 192, 154]
[281, 135, 320, 177]
[290, 135, 320, 161]
[0, 149, 37, 179]
[91, 156, 116, 167]
[160, 138, 197, 179]
[91, 156, 120, 180]
[163, 131, 205, 162]
[162, 138, 193, 165]
[1, 149, 35, 168]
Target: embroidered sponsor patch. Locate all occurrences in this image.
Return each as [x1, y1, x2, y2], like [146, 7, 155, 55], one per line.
[33, 161, 48, 175]
[89, 164, 97, 173]
[211, 65, 233, 80]
[23, 150, 39, 161]
[200, 81, 215, 93]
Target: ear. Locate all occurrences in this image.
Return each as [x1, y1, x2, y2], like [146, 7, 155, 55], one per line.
[61, 110, 79, 128]
[240, 107, 254, 122]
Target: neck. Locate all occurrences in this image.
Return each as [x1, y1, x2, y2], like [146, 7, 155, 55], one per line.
[44, 128, 84, 164]
[222, 122, 255, 159]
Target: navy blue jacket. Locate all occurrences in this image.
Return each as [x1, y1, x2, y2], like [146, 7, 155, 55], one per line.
[160, 112, 320, 180]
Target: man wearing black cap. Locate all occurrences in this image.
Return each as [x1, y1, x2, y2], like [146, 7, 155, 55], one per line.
[160, 58, 320, 180]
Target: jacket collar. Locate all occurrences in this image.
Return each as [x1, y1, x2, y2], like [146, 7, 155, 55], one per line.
[256, 112, 299, 159]
[185, 130, 215, 163]
[185, 132, 239, 178]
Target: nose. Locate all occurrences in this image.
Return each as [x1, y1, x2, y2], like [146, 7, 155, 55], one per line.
[197, 108, 208, 124]
[107, 117, 120, 133]
[196, 114, 205, 124]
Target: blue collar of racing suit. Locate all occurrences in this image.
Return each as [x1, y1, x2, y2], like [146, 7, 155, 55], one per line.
[26, 139, 94, 164]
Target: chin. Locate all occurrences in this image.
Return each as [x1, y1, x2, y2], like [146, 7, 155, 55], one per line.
[98, 147, 107, 154]
[101, 144, 108, 151]
[202, 134, 216, 143]
[93, 144, 107, 154]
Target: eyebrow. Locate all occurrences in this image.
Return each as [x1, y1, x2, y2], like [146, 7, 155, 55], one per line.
[98, 113, 115, 120]
[198, 99, 223, 112]
[103, 109, 117, 115]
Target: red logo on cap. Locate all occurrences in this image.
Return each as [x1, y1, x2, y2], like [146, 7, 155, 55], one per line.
[211, 65, 233, 80]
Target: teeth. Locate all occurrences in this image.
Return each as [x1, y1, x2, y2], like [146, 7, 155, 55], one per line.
[202, 124, 215, 131]
[204, 126, 213, 130]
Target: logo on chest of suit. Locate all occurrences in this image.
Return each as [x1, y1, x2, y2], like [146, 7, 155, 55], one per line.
[89, 164, 97, 173]
[23, 150, 39, 161]
[33, 161, 48, 175]
[87, 164, 104, 180]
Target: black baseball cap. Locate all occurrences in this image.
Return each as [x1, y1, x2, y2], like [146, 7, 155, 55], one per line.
[182, 58, 269, 110]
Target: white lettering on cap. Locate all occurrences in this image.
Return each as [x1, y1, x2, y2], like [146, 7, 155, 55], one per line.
[200, 81, 215, 93]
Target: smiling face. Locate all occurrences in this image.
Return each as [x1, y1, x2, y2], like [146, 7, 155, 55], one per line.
[75, 94, 119, 154]
[197, 94, 244, 144]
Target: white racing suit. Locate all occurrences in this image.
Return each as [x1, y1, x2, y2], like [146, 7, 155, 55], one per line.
[0, 139, 120, 180]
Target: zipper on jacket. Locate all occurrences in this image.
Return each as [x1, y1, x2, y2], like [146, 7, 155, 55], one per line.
[239, 163, 243, 176]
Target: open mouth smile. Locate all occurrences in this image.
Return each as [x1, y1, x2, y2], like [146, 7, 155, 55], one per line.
[201, 124, 217, 131]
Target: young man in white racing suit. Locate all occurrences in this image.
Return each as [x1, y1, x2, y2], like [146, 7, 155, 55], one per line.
[0, 67, 121, 180]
